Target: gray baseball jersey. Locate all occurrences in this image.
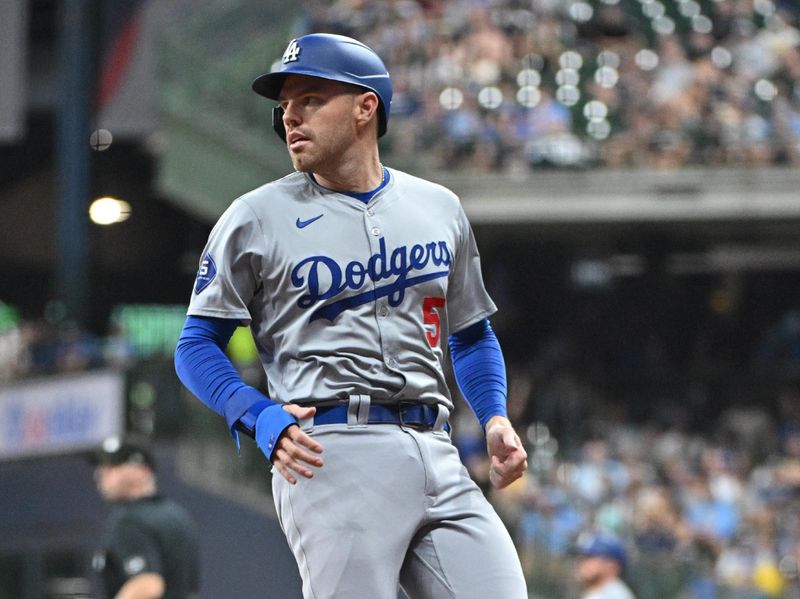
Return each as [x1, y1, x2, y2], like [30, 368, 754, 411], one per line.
[187, 167, 496, 407]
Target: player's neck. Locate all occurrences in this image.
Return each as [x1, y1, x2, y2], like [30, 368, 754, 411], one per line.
[313, 148, 382, 193]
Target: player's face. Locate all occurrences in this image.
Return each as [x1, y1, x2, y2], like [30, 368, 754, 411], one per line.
[277, 75, 367, 173]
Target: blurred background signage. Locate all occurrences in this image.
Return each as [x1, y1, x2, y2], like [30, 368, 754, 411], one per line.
[0, 370, 124, 460]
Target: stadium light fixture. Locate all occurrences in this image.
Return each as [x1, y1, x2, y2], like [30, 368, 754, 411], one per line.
[89, 197, 131, 225]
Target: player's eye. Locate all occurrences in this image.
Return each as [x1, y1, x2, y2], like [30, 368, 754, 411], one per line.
[278, 94, 322, 112]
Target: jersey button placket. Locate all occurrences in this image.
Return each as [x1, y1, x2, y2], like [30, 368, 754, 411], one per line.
[364, 209, 393, 371]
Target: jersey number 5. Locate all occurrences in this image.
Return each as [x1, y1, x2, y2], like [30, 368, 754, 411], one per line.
[423, 297, 446, 347]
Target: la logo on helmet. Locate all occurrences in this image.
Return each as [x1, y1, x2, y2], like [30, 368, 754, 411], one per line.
[282, 39, 301, 64]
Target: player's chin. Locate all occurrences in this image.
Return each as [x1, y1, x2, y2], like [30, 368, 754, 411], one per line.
[289, 153, 314, 172]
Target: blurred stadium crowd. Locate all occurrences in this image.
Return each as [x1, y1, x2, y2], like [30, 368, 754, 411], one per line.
[0, 308, 135, 382]
[469, 379, 800, 598]
[298, 0, 800, 171]
[447, 300, 800, 597]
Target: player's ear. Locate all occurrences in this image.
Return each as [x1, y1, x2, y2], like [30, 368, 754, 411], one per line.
[354, 91, 379, 131]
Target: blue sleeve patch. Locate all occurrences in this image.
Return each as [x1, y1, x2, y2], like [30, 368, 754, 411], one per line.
[194, 254, 217, 294]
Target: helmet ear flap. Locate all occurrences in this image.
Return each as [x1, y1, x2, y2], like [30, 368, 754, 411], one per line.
[272, 106, 287, 141]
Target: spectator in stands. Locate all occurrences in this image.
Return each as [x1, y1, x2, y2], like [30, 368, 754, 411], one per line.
[575, 532, 637, 599]
[304, 0, 800, 171]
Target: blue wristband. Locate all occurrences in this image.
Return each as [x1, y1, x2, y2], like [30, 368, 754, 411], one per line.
[255, 405, 298, 462]
[238, 400, 273, 435]
[175, 316, 294, 453]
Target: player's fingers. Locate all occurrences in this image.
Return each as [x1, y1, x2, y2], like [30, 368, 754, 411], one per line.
[510, 435, 527, 460]
[488, 426, 524, 460]
[501, 428, 523, 451]
[491, 453, 517, 475]
[283, 403, 317, 420]
[274, 447, 316, 482]
[272, 452, 298, 485]
[489, 465, 516, 490]
[279, 435, 324, 467]
[507, 453, 528, 477]
[490, 456, 526, 489]
[492, 449, 527, 479]
[285, 426, 324, 456]
[490, 432, 526, 463]
[275, 465, 296, 485]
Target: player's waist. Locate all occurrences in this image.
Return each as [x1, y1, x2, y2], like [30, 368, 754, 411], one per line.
[297, 397, 450, 432]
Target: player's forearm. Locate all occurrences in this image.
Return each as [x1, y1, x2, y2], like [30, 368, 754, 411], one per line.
[174, 315, 298, 459]
[114, 573, 165, 599]
[448, 318, 508, 429]
[174, 315, 261, 428]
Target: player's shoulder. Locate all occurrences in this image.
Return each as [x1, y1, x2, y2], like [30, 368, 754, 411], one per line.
[213, 172, 306, 225]
[237, 171, 307, 207]
[388, 168, 461, 206]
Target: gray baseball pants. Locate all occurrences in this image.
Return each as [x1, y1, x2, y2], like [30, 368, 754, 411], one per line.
[271, 404, 528, 599]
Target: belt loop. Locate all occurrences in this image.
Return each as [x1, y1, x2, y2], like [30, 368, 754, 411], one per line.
[347, 394, 370, 428]
[298, 413, 314, 432]
[295, 401, 314, 432]
[433, 404, 450, 432]
[358, 394, 371, 424]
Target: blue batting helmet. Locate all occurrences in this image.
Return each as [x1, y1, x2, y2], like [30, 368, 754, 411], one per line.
[252, 33, 393, 141]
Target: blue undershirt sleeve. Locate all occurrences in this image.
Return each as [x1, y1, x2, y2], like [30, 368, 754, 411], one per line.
[174, 315, 296, 460]
[448, 318, 508, 430]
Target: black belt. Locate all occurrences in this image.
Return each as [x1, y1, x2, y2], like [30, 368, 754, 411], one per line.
[312, 403, 448, 431]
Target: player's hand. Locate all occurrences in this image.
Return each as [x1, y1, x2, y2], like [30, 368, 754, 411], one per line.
[484, 416, 527, 489]
[272, 404, 324, 485]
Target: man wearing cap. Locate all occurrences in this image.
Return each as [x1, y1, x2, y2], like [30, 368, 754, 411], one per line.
[92, 437, 200, 599]
[576, 533, 637, 599]
[175, 31, 528, 599]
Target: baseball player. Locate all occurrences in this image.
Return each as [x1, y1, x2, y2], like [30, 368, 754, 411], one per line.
[174, 33, 528, 598]
[575, 533, 637, 599]
[92, 436, 201, 599]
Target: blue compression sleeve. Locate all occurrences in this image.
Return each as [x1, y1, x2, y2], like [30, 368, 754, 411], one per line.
[448, 318, 508, 430]
[174, 315, 295, 459]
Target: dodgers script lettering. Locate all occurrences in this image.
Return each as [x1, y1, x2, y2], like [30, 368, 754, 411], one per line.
[291, 238, 452, 321]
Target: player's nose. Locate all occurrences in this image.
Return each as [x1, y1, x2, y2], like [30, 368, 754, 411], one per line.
[282, 101, 302, 129]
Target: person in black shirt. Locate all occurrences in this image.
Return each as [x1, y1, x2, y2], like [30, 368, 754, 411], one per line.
[92, 436, 200, 599]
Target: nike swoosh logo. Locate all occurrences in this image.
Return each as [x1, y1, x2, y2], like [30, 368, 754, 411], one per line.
[296, 214, 324, 229]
